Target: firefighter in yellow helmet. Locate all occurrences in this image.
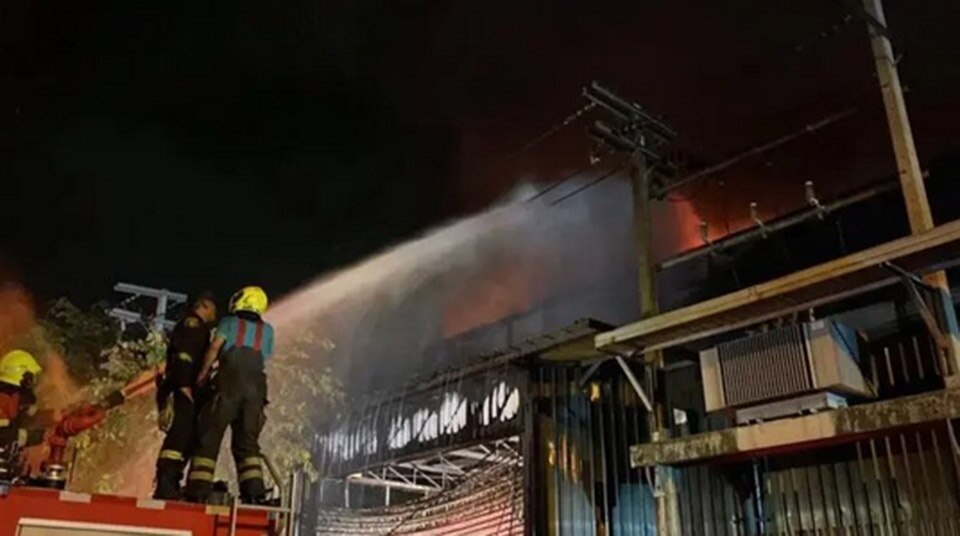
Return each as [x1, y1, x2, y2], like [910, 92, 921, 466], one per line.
[185, 287, 275, 503]
[0, 350, 46, 480]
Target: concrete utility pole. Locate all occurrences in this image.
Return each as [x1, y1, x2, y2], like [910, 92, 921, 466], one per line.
[862, 0, 960, 374]
[633, 151, 658, 319]
[584, 81, 681, 535]
[109, 282, 187, 332]
[583, 81, 674, 317]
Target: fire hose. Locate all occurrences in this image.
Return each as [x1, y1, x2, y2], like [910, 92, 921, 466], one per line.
[36, 365, 164, 488]
[41, 404, 108, 487]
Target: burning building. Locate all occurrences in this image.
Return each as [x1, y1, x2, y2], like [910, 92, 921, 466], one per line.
[306, 151, 960, 534]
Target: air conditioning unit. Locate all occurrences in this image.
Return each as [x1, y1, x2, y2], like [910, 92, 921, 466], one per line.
[700, 319, 872, 422]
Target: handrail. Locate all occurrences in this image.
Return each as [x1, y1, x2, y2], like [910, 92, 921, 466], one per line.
[226, 466, 305, 536]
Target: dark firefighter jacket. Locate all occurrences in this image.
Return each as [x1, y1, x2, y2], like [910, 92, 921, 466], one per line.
[163, 312, 212, 390]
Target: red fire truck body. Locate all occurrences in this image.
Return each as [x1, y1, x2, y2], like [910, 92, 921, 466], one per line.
[1, 486, 278, 535]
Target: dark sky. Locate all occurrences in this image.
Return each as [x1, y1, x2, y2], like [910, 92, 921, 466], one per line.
[1, 0, 957, 307]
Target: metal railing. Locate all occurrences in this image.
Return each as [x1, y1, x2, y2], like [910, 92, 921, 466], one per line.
[226, 461, 305, 536]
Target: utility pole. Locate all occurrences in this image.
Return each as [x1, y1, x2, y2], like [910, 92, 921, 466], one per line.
[584, 81, 681, 535]
[633, 151, 658, 319]
[583, 81, 675, 316]
[861, 0, 960, 374]
[109, 282, 187, 332]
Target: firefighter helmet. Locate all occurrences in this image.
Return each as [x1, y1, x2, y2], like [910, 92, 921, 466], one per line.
[228, 286, 268, 315]
[0, 349, 42, 388]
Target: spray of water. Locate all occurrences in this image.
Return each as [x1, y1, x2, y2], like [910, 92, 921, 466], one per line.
[268, 177, 645, 395]
[1, 172, 703, 494]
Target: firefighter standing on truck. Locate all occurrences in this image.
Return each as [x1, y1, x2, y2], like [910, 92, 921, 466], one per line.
[185, 286, 274, 504]
[153, 292, 218, 500]
[0, 350, 47, 480]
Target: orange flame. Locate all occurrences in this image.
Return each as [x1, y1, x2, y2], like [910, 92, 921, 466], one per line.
[442, 261, 541, 337]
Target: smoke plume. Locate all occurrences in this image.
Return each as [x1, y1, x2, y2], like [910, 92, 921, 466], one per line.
[269, 175, 642, 395]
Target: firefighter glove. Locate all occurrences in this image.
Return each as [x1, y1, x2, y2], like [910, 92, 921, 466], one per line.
[158, 398, 174, 433]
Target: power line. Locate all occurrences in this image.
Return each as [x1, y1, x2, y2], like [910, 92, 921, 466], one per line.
[524, 164, 596, 203]
[547, 158, 632, 206]
[457, 102, 598, 193]
[657, 180, 898, 270]
[527, 20, 864, 210]
[498, 102, 597, 165]
[541, 106, 858, 209]
[656, 106, 858, 197]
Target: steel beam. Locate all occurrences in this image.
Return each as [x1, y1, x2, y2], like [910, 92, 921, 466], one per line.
[400, 461, 465, 477]
[630, 387, 960, 467]
[345, 475, 438, 494]
[113, 283, 187, 302]
[597, 218, 960, 355]
[887, 262, 951, 351]
[658, 181, 898, 270]
[361, 319, 610, 407]
[614, 355, 654, 413]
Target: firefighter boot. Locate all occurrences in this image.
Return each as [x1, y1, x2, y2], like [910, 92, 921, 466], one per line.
[183, 456, 216, 503]
[185, 392, 236, 503]
[232, 387, 268, 504]
[154, 458, 185, 500]
[236, 456, 266, 504]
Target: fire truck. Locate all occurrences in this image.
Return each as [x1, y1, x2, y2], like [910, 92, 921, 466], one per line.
[0, 367, 304, 535]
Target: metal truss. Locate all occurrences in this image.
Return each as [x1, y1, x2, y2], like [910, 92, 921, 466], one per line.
[342, 436, 521, 499]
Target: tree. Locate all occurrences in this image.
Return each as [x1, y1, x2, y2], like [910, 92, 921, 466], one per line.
[18, 296, 343, 497]
[259, 328, 343, 483]
[39, 299, 119, 383]
[214, 328, 343, 491]
[67, 331, 167, 495]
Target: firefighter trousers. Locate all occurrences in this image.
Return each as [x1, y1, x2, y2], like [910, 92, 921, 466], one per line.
[154, 390, 196, 500]
[185, 373, 267, 503]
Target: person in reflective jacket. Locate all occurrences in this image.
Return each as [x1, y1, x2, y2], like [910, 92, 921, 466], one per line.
[185, 286, 274, 504]
[0, 350, 47, 480]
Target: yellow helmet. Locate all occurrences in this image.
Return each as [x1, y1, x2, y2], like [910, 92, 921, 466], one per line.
[0, 349, 42, 388]
[229, 286, 269, 315]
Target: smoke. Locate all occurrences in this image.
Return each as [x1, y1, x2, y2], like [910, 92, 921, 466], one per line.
[269, 175, 642, 394]
[0, 284, 83, 411]
[34, 352, 84, 411]
[0, 284, 36, 353]
[0, 283, 89, 475]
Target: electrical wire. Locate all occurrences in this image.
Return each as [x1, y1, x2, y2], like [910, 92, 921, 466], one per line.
[498, 102, 597, 165]
[460, 6, 887, 227]
[385, 445, 520, 535]
[547, 158, 632, 207]
[495, 3, 891, 211]
[657, 107, 858, 197]
[461, 102, 598, 193]
[524, 160, 603, 204]
[550, 104, 857, 207]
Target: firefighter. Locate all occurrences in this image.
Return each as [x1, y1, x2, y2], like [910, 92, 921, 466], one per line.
[153, 292, 218, 500]
[0, 350, 46, 479]
[185, 286, 274, 504]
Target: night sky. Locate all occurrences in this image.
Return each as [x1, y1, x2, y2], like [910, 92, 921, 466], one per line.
[1, 0, 957, 307]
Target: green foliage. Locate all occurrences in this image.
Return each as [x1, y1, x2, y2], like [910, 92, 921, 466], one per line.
[25, 296, 343, 496]
[260, 328, 343, 483]
[70, 331, 167, 496]
[39, 299, 119, 383]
